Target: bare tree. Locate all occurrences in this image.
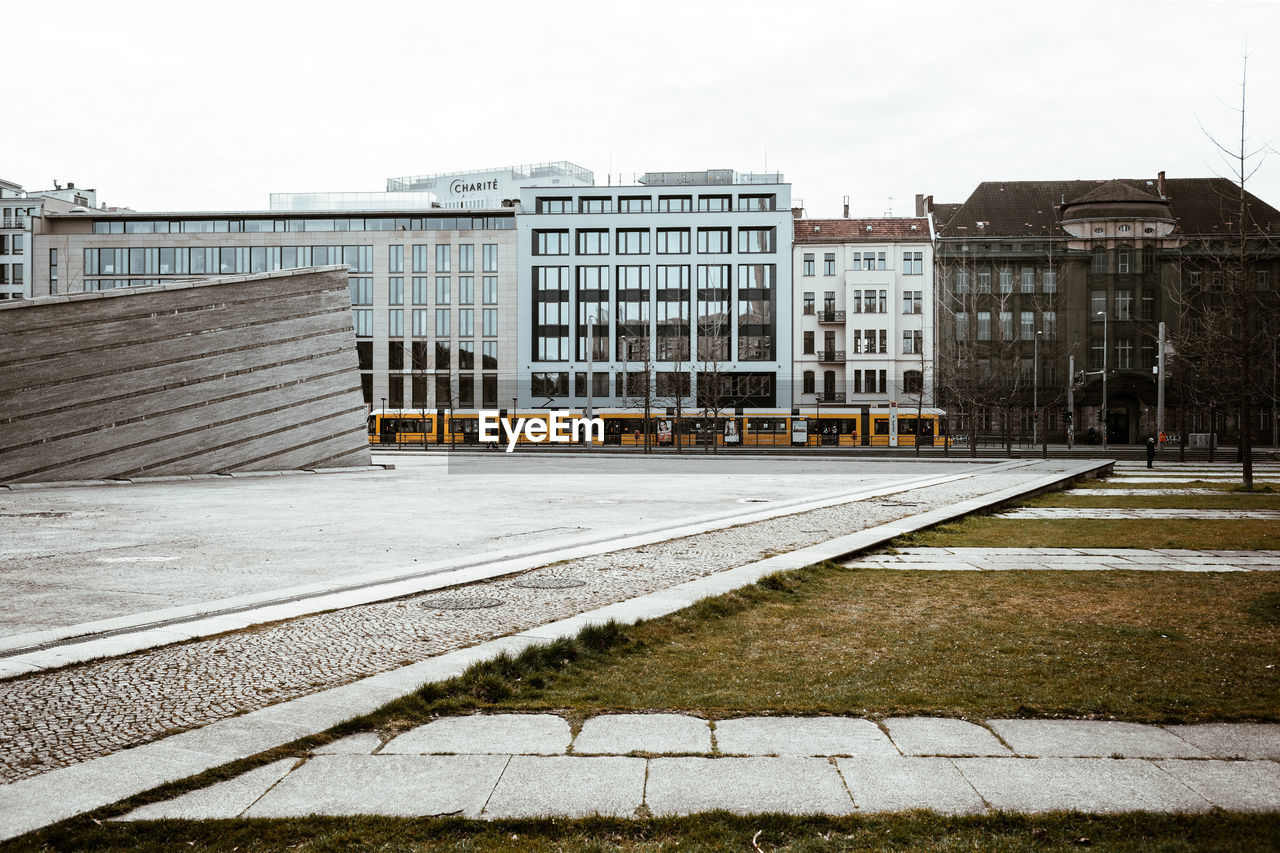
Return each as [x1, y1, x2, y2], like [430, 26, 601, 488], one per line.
[1171, 54, 1280, 489]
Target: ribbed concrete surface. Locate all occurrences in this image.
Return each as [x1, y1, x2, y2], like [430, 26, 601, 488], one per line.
[0, 267, 369, 482]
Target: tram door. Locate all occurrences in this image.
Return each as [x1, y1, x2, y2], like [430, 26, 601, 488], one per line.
[918, 418, 935, 447]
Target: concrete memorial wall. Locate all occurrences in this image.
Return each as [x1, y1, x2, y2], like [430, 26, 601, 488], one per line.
[0, 266, 370, 483]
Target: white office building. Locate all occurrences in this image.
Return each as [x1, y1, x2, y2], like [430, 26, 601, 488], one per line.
[516, 170, 793, 412]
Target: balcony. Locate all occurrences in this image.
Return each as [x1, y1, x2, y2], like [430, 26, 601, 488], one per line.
[816, 392, 846, 403]
[817, 350, 845, 363]
[817, 310, 845, 324]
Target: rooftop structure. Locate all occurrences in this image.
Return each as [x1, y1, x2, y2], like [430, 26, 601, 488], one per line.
[638, 170, 784, 187]
[269, 191, 439, 212]
[386, 162, 594, 209]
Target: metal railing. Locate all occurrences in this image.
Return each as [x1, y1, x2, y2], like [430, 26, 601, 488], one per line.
[816, 392, 847, 403]
[818, 310, 845, 323]
[818, 350, 846, 363]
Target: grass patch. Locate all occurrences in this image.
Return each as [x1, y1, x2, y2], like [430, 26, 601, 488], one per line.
[894, 517, 1280, 549]
[1246, 591, 1280, 626]
[13, 811, 1280, 852]
[1030, 492, 1280, 510]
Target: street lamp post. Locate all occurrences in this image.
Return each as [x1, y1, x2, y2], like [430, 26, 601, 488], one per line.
[380, 396, 386, 448]
[1096, 310, 1108, 451]
[585, 313, 597, 421]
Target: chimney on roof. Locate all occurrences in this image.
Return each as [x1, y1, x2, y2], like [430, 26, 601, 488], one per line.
[843, 195, 850, 219]
[1157, 170, 1166, 199]
[792, 205, 805, 219]
[915, 194, 924, 217]
[67, 182, 74, 189]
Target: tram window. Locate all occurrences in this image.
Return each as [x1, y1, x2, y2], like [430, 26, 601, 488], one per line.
[874, 419, 891, 435]
[898, 418, 917, 435]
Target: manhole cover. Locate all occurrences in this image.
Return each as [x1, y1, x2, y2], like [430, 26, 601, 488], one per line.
[512, 577, 587, 589]
[420, 595, 505, 610]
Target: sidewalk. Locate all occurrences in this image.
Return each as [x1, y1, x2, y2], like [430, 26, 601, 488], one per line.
[116, 714, 1280, 819]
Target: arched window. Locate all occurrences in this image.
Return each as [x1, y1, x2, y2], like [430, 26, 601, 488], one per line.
[1091, 247, 1108, 275]
[823, 370, 836, 397]
[1117, 246, 1132, 274]
[803, 370, 815, 395]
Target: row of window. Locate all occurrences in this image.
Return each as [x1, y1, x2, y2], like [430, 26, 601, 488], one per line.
[83, 244, 500, 277]
[535, 194, 776, 214]
[1185, 269, 1272, 291]
[1089, 337, 1162, 370]
[955, 311, 1059, 341]
[90, 216, 515, 235]
[352, 308, 501, 339]
[0, 234, 22, 254]
[802, 290, 923, 315]
[350, 276, 501, 307]
[802, 369, 918, 396]
[371, 374, 501, 410]
[532, 227, 777, 256]
[955, 267, 1058, 293]
[371, 340, 498, 372]
[0, 263, 21, 285]
[1088, 289, 1158, 321]
[802, 251, 924, 275]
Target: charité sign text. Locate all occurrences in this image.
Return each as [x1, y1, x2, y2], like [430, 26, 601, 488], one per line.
[449, 177, 501, 198]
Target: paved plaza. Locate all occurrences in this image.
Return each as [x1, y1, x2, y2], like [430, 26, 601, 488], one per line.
[116, 714, 1280, 819]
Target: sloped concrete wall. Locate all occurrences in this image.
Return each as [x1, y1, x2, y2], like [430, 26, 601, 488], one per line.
[0, 267, 370, 483]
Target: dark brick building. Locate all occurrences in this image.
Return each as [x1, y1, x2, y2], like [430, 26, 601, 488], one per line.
[931, 174, 1280, 446]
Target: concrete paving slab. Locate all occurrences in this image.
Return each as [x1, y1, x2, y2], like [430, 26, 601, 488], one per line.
[116, 757, 302, 821]
[157, 716, 319, 760]
[885, 718, 1011, 757]
[837, 757, 986, 814]
[645, 757, 855, 816]
[1162, 723, 1280, 759]
[482, 756, 646, 818]
[574, 713, 711, 754]
[713, 716, 898, 757]
[314, 733, 383, 755]
[243, 754, 508, 818]
[953, 758, 1210, 813]
[382, 714, 571, 755]
[987, 719, 1206, 758]
[1156, 760, 1280, 811]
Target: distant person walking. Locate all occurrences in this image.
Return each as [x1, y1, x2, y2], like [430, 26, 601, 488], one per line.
[1146, 436, 1156, 469]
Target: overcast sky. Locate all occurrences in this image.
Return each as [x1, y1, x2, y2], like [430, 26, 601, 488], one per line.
[5, 0, 1278, 218]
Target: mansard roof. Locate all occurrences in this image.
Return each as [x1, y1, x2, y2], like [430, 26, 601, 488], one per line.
[793, 218, 929, 244]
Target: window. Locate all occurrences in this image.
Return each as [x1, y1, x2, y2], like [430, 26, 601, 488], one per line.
[1142, 246, 1155, 271]
[956, 311, 969, 341]
[697, 195, 730, 212]
[803, 331, 815, 354]
[999, 311, 1013, 340]
[1091, 247, 1107, 274]
[902, 329, 923, 354]
[1116, 289, 1132, 320]
[1020, 311, 1034, 340]
[482, 243, 498, 272]
[412, 277, 430, 304]
[803, 253, 815, 276]
[458, 276, 474, 304]
[483, 308, 498, 336]
[388, 244, 404, 274]
[999, 267, 1013, 293]
[436, 244, 451, 272]
[656, 228, 690, 254]
[533, 266, 570, 361]
[879, 330, 888, 353]
[803, 292, 814, 314]
[901, 251, 922, 275]
[536, 197, 571, 213]
[412, 309, 430, 337]
[1091, 289, 1107, 317]
[483, 276, 498, 304]
[1256, 270, 1272, 291]
[1090, 337, 1105, 369]
[349, 277, 373, 305]
[577, 229, 608, 254]
[352, 309, 373, 337]
[616, 229, 650, 254]
[738, 194, 776, 211]
[977, 311, 991, 340]
[824, 253, 836, 276]
[580, 197, 613, 214]
[878, 290, 887, 313]
[533, 230, 569, 255]
[455, 244, 473, 273]
[697, 228, 730, 253]
[436, 276, 450, 304]
[531, 373, 569, 397]
[1117, 247, 1131, 274]
[904, 370, 923, 394]
[803, 370, 815, 394]
[388, 309, 403, 338]
[482, 341, 498, 368]
[738, 227, 776, 253]
[1116, 338, 1133, 369]
[435, 308, 450, 337]
[412, 245, 430, 272]
[1043, 268, 1057, 293]
[618, 196, 652, 213]
[822, 291, 836, 315]
[851, 290, 862, 313]
[1141, 290, 1154, 319]
[902, 291, 922, 314]
[1019, 266, 1034, 293]
[955, 268, 970, 293]
[977, 268, 991, 292]
[658, 195, 692, 212]
[459, 308, 474, 337]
